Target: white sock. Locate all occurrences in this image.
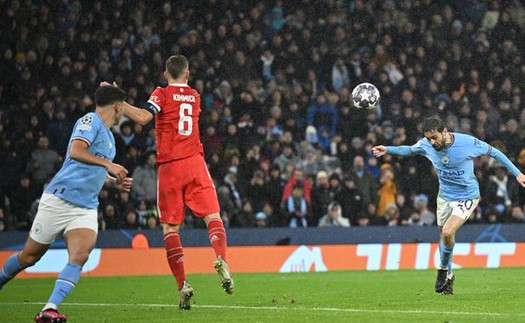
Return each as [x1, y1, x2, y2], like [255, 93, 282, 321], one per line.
[43, 302, 57, 311]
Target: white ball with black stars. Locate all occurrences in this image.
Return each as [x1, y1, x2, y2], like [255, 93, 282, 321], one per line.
[351, 82, 380, 110]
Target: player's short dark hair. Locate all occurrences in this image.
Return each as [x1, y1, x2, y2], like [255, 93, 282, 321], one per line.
[422, 115, 445, 133]
[95, 86, 127, 107]
[166, 55, 189, 78]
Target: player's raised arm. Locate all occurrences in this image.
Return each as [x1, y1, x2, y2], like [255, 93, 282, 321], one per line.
[121, 101, 154, 126]
[69, 140, 128, 180]
[99, 81, 154, 126]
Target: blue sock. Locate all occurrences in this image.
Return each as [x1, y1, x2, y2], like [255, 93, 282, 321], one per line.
[439, 241, 454, 270]
[46, 263, 82, 308]
[0, 253, 24, 289]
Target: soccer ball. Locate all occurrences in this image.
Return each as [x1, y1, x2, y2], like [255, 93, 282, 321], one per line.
[352, 82, 380, 110]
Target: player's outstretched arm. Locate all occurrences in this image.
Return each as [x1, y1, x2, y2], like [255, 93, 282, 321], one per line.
[69, 140, 128, 180]
[488, 146, 525, 187]
[99, 81, 153, 125]
[373, 145, 412, 157]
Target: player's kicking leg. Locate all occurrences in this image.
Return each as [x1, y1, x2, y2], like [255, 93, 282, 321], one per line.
[0, 237, 49, 291]
[435, 215, 464, 294]
[204, 214, 234, 294]
[35, 228, 96, 323]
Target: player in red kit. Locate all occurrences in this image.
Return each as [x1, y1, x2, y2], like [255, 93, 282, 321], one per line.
[103, 55, 233, 309]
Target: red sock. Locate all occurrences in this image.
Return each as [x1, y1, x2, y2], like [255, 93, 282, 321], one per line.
[164, 231, 185, 290]
[207, 218, 227, 261]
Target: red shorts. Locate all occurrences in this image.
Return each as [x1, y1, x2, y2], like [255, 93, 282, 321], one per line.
[157, 153, 220, 225]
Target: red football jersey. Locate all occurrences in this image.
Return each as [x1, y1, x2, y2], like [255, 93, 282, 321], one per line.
[146, 83, 203, 164]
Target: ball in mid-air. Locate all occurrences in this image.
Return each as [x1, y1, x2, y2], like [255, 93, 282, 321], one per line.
[352, 82, 380, 110]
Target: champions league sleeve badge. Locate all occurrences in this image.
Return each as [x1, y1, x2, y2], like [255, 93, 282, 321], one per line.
[78, 115, 94, 132]
[81, 115, 93, 124]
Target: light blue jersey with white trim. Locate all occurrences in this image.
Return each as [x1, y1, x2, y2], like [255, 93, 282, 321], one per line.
[44, 112, 116, 209]
[387, 133, 521, 201]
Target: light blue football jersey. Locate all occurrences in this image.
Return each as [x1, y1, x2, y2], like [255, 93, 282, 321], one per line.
[387, 133, 521, 201]
[45, 112, 116, 209]
[407, 133, 489, 200]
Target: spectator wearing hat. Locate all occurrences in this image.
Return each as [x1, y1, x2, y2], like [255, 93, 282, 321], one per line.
[255, 211, 268, 228]
[318, 202, 349, 227]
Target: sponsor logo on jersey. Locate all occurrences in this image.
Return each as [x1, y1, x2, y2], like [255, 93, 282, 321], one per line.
[77, 124, 92, 131]
[173, 94, 196, 102]
[150, 95, 161, 103]
[436, 169, 464, 176]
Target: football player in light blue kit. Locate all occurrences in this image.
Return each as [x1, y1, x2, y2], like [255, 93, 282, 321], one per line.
[0, 86, 132, 322]
[373, 115, 525, 294]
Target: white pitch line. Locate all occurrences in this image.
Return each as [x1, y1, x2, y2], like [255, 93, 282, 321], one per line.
[0, 302, 524, 317]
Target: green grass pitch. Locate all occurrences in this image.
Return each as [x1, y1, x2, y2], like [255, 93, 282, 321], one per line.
[1, 268, 525, 322]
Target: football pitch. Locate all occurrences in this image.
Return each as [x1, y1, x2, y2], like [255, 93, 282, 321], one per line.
[1, 268, 525, 322]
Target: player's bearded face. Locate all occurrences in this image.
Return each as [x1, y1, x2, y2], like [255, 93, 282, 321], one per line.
[424, 129, 447, 150]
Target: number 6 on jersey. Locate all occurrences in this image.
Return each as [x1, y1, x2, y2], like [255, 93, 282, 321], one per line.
[178, 103, 193, 136]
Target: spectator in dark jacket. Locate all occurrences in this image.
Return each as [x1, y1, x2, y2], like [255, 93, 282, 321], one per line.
[335, 175, 365, 225]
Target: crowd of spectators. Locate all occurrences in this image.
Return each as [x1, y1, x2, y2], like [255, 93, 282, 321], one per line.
[1, 0, 525, 232]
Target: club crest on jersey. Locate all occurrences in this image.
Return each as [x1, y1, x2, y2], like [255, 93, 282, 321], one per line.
[81, 115, 93, 124]
[442, 155, 449, 164]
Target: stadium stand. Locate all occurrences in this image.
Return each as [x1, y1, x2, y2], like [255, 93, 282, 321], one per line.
[0, 0, 524, 231]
